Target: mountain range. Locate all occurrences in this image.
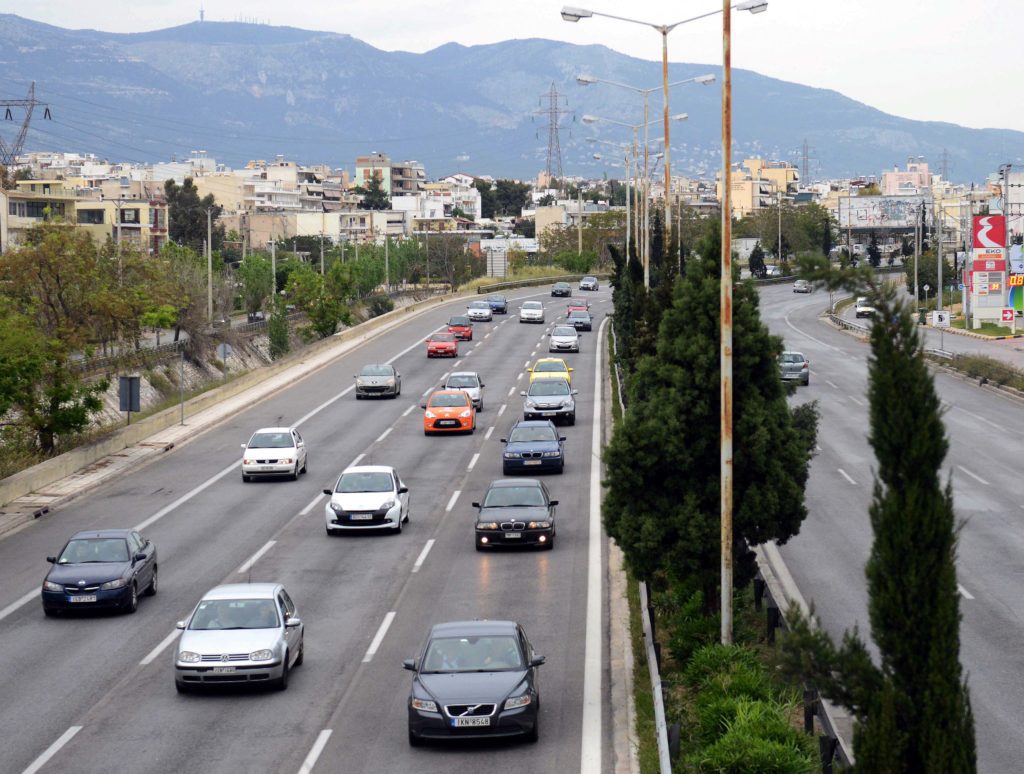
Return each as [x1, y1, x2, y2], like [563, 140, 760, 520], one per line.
[0, 14, 1020, 183]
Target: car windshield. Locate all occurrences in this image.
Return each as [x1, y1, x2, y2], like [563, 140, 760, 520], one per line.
[336, 471, 393, 493]
[780, 353, 805, 363]
[430, 333, 456, 342]
[488, 295, 505, 302]
[552, 327, 576, 337]
[530, 380, 570, 396]
[449, 317, 470, 326]
[482, 485, 546, 507]
[421, 635, 524, 673]
[430, 393, 470, 408]
[446, 375, 479, 388]
[469, 302, 489, 309]
[534, 361, 565, 372]
[248, 432, 293, 449]
[58, 538, 129, 564]
[509, 426, 557, 443]
[359, 365, 393, 377]
[554, 283, 568, 289]
[522, 302, 542, 310]
[583, 276, 596, 282]
[189, 599, 280, 630]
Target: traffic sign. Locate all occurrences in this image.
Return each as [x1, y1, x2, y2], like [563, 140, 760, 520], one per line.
[1002, 308, 1015, 322]
[958, 283, 965, 290]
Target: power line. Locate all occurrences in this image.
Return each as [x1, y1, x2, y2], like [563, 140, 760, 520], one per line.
[0, 82, 52, 166]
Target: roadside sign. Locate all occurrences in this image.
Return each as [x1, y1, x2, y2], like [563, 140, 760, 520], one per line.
[1002, 308, 1015, 322]
[217, 343, 233, 360]
[973, 215, 1007, 248]
[958, 283, 965, 290]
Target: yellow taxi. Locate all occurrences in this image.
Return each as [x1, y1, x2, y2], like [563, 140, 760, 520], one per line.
[527, 357, 573, 385]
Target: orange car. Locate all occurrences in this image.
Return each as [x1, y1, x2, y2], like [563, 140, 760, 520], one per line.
[426, 332, 459, 358]
[421, 390, 476, 435]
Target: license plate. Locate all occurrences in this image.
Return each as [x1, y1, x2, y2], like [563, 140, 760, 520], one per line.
[524, 460, 542, 466]
[452, 717, 491, 727]
[505, 532, 522, 539]
[540, 412, 556, 417]
[439, 420, 458, 427]
[350, 513, 374, 520]
[69, 595, 97, 603]
[211, 667, 236, 674]
[259, 465, 276, 471]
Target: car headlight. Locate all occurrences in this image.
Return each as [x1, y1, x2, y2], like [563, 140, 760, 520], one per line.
[249, 649, 274, 662]
[380, 500, 397, 511]
[100, 578, 129, 590]
[504, 452, 521, 459]
[504, 695, 532, 710]
[411, 698, 438, 712]
[178, 651, 201, 664]
[525, 400, 537, 408]
[278, 458, 294, 465]
[425, 410, 436, 418]
[330, 502, 345, 514]
[243, 458, 254, 465]
[542, 451, 560, 458]
[385, 378, 395, 385]
[528, 521, 551, 529]
[42, 580, 63, 592]
[477, 522, 499, 530]
[459, 410, 472, 418]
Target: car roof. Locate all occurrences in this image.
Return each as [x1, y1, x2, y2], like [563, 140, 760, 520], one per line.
[487, 478, 542, 488]
[551, 326, 577, 333]
[69, 529, 133, 540]
[430, 620, 519, 638]
[511, 420, 557, 430]
[534, 357, 567, 366]
[251, 426, 295, 434]
[447, 371, 480, 379]
[429, 389, 471, 399]
[341, 465, 396, 475]
[201, 583, 281, 600]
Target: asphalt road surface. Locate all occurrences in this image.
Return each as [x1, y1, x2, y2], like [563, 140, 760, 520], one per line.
[761, 283, 1024, 773]
[0, 286, 614, 774]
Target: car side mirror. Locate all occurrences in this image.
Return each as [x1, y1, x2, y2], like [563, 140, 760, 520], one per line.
[134, 552, 146, 563]
[46, 556, 56, 564]
[176, 620, 187, 630]
[420, 402, 427, 409]
[572, 390, 579, 395]
[568, 367, 574, 372]
[240, 443, 247, 449]
[500, 438, 507, 444]
[526, 368, 533, 372]
[479, 383, 484, 387]
[403, 658, 418, 671]
[285, 616, 302, 629]
[398, 486, 409, 494]
[519, 391, 527, 397]
[559, 437, 566, 442]
[323, 488, 333, 496]
[530, 655, 546, 667]
[471, 502, 481, 508]
[549, 500, 559, 506]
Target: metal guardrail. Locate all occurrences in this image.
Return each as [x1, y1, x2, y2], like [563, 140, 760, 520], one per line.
[476, 274, 604, 294]
[827, 313, 870, 335]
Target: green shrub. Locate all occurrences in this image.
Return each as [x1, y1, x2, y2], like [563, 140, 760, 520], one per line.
[952, 354, 1024, 390]
[684, 644, 762, 689]
[366, 293, 395, 318]
[268, 309, 289, 360]
[552, 250, 596, 274]
[146, 370, 173, 398]
[664, 586, 720, 664]
[690, 699, 816, 773]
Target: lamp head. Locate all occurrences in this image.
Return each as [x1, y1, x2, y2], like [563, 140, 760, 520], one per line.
[592, 153, 603, 160]
[575, 74, 596, 86]
[695, 74, 716, 85]
[560, 6, 593, 22]
[736, 0, 768, 13]
[671, 113, 689, 121]
[581, 115, 599, 124]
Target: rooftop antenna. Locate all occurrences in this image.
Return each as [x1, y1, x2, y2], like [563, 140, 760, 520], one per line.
[200, 4, 205, 22]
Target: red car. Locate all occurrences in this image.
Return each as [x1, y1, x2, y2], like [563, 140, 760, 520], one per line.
[447, 315, 473, 341]
[566, 301, 590, 315]
[426, 332, 459, 358]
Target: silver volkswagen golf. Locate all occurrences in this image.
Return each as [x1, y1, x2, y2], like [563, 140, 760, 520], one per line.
[174, 583, 304, 692]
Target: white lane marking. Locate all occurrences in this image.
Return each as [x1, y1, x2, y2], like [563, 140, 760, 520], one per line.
[783, 308, 844, 352]
[349, 453, 365, 468]
[848, 395, 865, 406]
[375, 427, 392, 443]
[296, 730, 333, 774]
[294, 386, 354, 427]
[952, 406, 1002, 431]
[385, 325, 445, 366]
[300, 493, 326, 516]
[815, 444, 823, 452]
[140, 629, 179, 666]
[485, 332, 491, 339]
[412, 540, 436, 574]
[362, 611, 396, 663]
[465, 350, 473, 356]
[957, 465, 990, 486]
[453, 360, 462, 367]
[485, 426, 495, 440]
[837, 468, 857, 486]
[467, 453, 480, 471]
[532, 349, 538, 356]
[0, 590, 38, 623]
[581, 316, 608, 774]
[238, 540, 276, 574]
[539, 336, 547, 343]
[524, 360, 531, 368]
[134, 461, 239, 532]
[957, 584, 975, 600]
[826, 380, 839, 389]
[445, 490, 461, 512]
[402, 404, 416, 417]
[516, 373, 523, 381]
[507, 386, 515, 397]
[22, 726, 82, 774]
[498, 404, 506, 416]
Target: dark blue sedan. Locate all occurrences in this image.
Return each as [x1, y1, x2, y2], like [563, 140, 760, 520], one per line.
[486, 294, 509, 314]
[501, 420, 565, 474]
[41, 529, 158, 616]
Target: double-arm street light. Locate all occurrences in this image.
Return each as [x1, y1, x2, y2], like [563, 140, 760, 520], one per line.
[563, 2, 765, 261]
[589, 139, 634, 263]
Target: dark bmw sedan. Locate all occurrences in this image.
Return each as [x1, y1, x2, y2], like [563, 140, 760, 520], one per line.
[405, 620, 545, 745]
[472, 479, 557, 550]
[486, 294, 509, 314]
[41, 529, 157, 615]
[501, 420, 565, 475]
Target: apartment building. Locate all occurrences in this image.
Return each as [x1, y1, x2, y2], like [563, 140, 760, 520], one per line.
[716, 158, 800, 217]
[355, 153, 426, 198]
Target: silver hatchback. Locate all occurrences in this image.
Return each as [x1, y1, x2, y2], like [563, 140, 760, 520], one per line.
[174, 583, 304, 692]
[548, 325, 580, 353]
[778, 351, 810, 386]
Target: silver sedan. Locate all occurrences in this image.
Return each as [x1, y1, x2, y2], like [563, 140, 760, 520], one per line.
[548, 325, 580, 353]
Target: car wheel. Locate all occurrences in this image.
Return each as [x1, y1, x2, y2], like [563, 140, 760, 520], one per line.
[355, 393, 363, 400]
[175, 681, 191, 695]
[125, 582, 139, 614]
[325, 525, 333, 537]
[803, 377, 810, 386]
[242, 474, 251, 483]
[291, 464, 300, 481]
[145, 565, 158, 596]
[478, 400, 483, 412]
[526, 714, 540, 742]
[43, 607, 59, 618]
[275, 656, 290, 691]
[543, 536, 555, 551]
[408, 729, 424, 747]
[567, 413, 576, 426]
[301, 456, 308, 474]
[294, 638, 304, 667]
[395, 515, 403, 534]
[557, 461, 565, 474]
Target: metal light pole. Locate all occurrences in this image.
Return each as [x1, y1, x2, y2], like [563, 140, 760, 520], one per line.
[206, 207, 213, 322]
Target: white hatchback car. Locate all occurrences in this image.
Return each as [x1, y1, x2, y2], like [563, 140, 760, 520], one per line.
[241, 427, 307, 482]
[466, 300, 493, 322]
[324, 465, 410, 534]
[443, 371, 485, 410]
[519, 301, 545, 323]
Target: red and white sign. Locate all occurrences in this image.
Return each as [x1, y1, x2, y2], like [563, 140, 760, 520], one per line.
[972, 257, 1006, 273]
[973, 215, 1007, 248]
[1003, 308, 1015, 322]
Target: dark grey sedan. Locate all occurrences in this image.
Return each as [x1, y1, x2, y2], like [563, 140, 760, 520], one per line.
[472, 479, 557, 550]
[405, 620, 544, 745]
[355, 364, 401, 399]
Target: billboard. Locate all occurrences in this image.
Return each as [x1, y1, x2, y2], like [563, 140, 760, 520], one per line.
[972, 215, 1007, 248]
[838, 195, 929, 229]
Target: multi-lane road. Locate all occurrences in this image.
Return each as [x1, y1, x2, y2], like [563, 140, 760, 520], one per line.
[0, 286, 614, 774]
[761, 284, 1024, 773]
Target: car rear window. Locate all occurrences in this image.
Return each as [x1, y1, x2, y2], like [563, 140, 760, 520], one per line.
[530, 380, 570, 396]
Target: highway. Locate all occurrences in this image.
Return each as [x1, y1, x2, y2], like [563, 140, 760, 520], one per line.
[760, 283, 1024, 773]
[0, 286, 614, 774]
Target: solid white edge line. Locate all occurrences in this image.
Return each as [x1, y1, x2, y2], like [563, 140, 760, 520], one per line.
[957, 465, 990, 486]
[133, 461, 239, 532]
[22, 725, 82, 774]
[140, 629, 179, 666]
[485, 426, 494, 440]
[581, 316, 607, 774]
[957, 584, 975, 600]
[296, 730, 333, 774]
[837, 468, 857, 486]
[362, 611, 396, 663]
[0, 589, 39, 623]
[412, 539, 436, 574]
[467, 453, 480, 471]
[402, 404, 416, 417]
[375, 427, 392, 443]
[848, 396, 864, 406]
[498, 404, 506, 416]
[237, 540, 276, 574]
[445, 490, 461, 512]
[300, 493, 326, 516]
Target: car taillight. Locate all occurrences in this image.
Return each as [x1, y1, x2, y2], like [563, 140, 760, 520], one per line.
[801, 363, 809, 370]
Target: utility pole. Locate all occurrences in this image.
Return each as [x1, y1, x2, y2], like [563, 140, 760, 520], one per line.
[206, 207, 213, 322]
[578, 186, 583, 255]
[914, 200, 922, 301]
[936, 199, 943, 314]
[320, 231, 325, 275]
[642, 90, 651, 288]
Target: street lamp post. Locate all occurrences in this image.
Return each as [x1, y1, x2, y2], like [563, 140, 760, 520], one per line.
[720, 0, 734, 646]
[589, 139, 632, 263]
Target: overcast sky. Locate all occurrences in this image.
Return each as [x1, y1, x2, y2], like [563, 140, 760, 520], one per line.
[5, 0, 1022, 132]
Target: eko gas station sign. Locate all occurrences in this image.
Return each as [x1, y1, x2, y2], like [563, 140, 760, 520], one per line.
[968, 215, 1019, 329]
